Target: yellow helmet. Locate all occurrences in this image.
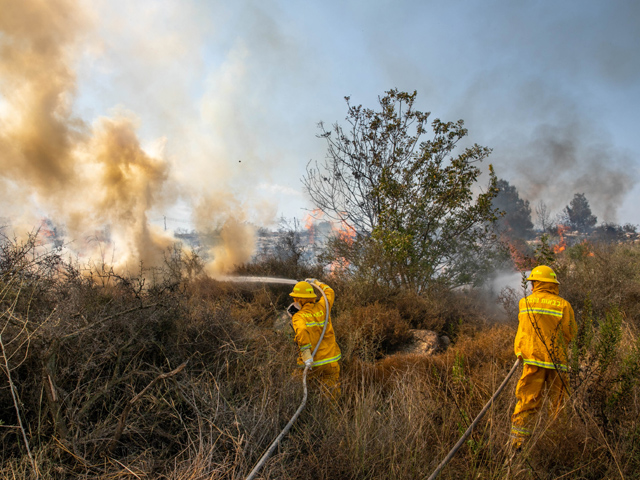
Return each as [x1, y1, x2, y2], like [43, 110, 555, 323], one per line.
[527, 265, 559, 284]
[289, 281, 317, 299]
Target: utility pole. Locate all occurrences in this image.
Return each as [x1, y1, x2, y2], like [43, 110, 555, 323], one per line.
[164, 216, 167, 231]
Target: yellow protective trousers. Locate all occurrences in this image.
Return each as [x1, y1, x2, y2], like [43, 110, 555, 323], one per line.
[295, 362, 341, 401]
[510, 364, 567, 447]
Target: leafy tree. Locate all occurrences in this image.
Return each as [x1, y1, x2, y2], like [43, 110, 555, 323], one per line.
[566, 193, 597, 233]
[493, 179, 534, 240]
[304, 89, 499, 291]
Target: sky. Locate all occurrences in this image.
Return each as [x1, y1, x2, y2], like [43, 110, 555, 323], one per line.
[0, 0, 639, 270]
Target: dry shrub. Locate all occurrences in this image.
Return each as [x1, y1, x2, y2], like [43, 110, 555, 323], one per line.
[331, 319, 640, 479]
[342, 324, 516, 402]
[335, 302, 411, 361]
[558, 242, 640, 326]
[325, 273, 395, 315]
[184, 275, 234, 301]
[228, 285, 281, 326]
[278, 343, 525, 480]
[330, 275, 499, 344]
[391, 288, 444, 331]
[496, 285, 520, 320]
[388, 285, 499, 336]
[446, 323, 516, 368]
[344, 354, 433, 393]
[0, 235, 303, 479]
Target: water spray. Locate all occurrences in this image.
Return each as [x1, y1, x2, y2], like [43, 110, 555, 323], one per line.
[216, 275, 300, 286]
[216, 275, 331, 480]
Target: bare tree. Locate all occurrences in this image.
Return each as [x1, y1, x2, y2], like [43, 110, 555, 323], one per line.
[535, 200, 551, 232]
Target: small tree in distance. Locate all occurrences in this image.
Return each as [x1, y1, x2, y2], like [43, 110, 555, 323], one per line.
[304, 89, 500, 291]
[566, 193, 597, 233]
[493, 179, 534, 240]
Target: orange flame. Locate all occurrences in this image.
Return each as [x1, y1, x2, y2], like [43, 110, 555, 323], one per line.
[301, 211, 356, 274]
[37, 218, 56, 245]
[581, 239, 595, 257]
[553, 225, 569, 253]
[302, 209, 323, 244]
[328, 256, 350, 275]
[303, 208, 323, 230]
[334, 217, 356, 246]
[507, 242, 529, 270]
[329, 214, 355, 273]
[501, 234, 534, 270]
[302, 210, 356, 246]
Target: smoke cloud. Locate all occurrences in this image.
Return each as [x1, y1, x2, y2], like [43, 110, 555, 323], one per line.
[512, 121, 636, 223]
[192, 192, 256, 275]
[446, 67, 638, 225]
[0, 0, 85, 199]
[364, 0, 640, 225]
[472, 78, 639, 224]
[0, 0, 257, 274]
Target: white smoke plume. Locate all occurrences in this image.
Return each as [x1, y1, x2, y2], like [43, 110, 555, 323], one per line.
[0, 0, 261, 274]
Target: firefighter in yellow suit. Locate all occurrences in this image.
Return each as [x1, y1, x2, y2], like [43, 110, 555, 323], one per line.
[289, 279, 342, 399]
[510, 265, 576, 449]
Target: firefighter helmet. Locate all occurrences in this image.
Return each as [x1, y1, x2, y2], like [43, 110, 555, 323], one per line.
[289, 281, 317, 299]
[527, 265, 559, 284]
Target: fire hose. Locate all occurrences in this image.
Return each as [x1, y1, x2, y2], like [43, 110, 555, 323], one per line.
[224, 278, 330, 480]
[425, 358, 522, 480]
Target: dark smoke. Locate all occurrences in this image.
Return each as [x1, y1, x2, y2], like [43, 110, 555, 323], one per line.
[511, 120, 636, 223]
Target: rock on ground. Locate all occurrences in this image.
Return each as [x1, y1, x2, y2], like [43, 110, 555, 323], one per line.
[395, 329, 447, 356]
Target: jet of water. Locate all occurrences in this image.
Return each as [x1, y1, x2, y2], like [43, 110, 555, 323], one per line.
[216, 276, 298, 285]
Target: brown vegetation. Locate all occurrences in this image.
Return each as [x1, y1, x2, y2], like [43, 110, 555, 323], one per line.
[1, 233, 640, 479]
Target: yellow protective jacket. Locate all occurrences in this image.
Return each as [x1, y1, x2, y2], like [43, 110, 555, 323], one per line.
[292, 281, 342, 367]
[515, 282, 576, 371]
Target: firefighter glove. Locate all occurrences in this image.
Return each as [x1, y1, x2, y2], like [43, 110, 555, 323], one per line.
[301, 349, 313, 368]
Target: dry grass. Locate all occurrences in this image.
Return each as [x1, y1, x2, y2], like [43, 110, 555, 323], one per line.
[2, 235, 640, 479]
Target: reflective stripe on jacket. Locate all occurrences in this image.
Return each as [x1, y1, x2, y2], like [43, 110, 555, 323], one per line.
[292, 281, 341, 367]
[514, 282, 576, 371]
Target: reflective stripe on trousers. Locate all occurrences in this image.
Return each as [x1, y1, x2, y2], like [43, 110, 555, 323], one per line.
[515, 354, 569, 371]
